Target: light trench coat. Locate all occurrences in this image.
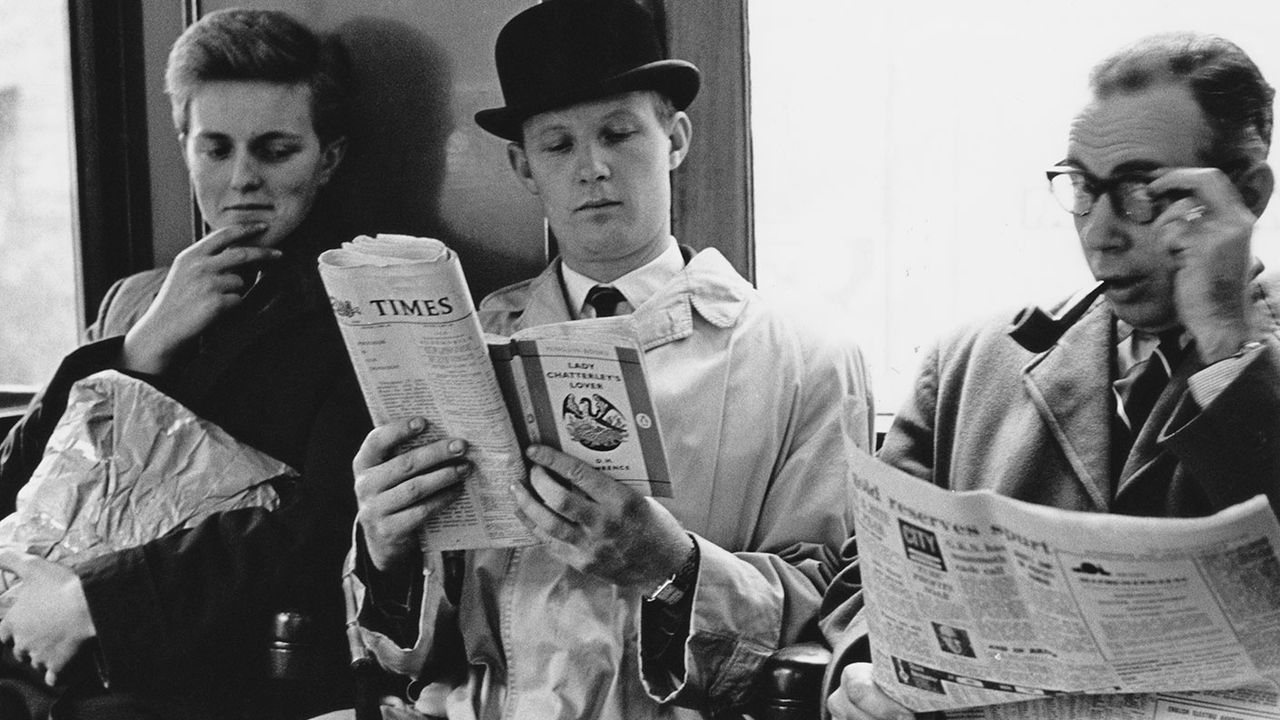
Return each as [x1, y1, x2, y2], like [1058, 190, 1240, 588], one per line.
[349, 248, 874, 719]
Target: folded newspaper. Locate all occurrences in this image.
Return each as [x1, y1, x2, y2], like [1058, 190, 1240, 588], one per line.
[0, 370, 290, 613]
[318, 234, 670, 551]
[850, 451, 1280, 718]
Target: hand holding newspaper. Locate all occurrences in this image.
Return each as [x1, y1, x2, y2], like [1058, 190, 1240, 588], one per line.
[849, 452, 1280, 718]
[318, 234, 669, 551]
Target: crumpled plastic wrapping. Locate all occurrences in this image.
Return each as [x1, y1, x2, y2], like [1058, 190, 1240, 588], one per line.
[0, 370, 293, 609]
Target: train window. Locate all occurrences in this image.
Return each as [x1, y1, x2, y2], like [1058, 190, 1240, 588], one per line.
[0, 0, 78, 391]
[749, 0, 1280, 413]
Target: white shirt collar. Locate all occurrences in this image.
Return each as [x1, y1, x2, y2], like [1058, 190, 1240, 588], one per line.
[561, 238, 683, 319]
[1115, 320, 1186, 377]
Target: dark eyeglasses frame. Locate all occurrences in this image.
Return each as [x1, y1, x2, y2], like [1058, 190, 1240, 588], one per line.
[1044, 167, 1173, 225]
[1046, 159, 1251, 225]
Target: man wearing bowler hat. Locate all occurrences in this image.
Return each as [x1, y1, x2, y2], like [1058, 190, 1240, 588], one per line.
[345, 0, 874, 717]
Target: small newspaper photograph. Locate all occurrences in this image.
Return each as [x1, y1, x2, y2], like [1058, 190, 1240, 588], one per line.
[848, 452, 1280, 718]
[317, 234, 669, 551]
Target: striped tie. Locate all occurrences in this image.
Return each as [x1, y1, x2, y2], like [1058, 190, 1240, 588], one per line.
[1116, 330, 1183, 434]
[1112, 330, 1184, 484]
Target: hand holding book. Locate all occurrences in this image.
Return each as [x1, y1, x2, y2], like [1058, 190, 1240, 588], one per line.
[319, 234, 671, 552]
[511, 444, 692, 592]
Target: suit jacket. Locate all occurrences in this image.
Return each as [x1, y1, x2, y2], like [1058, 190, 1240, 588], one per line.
[0, 238, 370, 714]
[820, 269, 1280, 694]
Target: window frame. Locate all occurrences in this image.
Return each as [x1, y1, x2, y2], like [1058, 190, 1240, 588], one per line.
[67, 0, 158, 329]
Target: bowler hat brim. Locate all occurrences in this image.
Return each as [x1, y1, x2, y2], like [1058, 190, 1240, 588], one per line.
[475, 60, 700, 141]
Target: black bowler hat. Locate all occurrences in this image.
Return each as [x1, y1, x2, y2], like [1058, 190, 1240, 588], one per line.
[474, 0, 701, 141]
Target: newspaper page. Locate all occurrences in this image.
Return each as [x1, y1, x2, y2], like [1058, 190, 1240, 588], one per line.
[945, 686, 1280, 720]
[319, 234, 534, 550]
[848, 452, 1280, 716]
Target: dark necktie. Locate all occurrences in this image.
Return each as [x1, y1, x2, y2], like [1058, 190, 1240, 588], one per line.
[1119, 330, 1184, 434]
[585, 285, 627, 318]
[1112, 330, 1184, 482]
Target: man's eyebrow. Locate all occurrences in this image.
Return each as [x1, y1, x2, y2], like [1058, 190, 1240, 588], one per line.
[249, 131, 305, 143]
[526, 122, 569, 140]
[1056, 157, 1164, 178]
[192, 130, 304, 142]
[1108, 160, 1163, 176]
[601, 108, 641, 122]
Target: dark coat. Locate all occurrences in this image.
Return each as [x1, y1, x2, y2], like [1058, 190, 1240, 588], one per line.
[0, 230, 370, 715]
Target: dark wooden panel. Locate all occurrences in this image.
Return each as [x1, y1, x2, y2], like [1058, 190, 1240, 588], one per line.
[140, 1, 192, 257]
[660, 0, 754, 283]
[68, 0, 155, 325]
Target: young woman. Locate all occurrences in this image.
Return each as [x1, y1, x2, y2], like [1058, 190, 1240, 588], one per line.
[0, 9, 369, 719]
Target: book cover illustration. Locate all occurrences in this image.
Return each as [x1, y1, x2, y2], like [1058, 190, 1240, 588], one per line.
[493, 337, 671, 498]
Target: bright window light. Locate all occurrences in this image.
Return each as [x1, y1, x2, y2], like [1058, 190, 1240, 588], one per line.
[750, 0, 1280, 413]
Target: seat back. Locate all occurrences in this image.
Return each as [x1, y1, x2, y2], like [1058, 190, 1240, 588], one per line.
[748, 642, 832, 720]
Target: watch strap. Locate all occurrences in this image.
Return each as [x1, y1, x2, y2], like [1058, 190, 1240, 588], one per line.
[645, 538, 699, 605]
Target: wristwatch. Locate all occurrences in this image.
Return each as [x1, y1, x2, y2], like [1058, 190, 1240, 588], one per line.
[645, 539, 699, 605]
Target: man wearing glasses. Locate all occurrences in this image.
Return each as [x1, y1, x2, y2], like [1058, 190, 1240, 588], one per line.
[825, 32, 1280, 719]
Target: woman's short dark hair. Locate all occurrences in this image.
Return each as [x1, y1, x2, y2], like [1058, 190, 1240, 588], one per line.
[165, 8, 351, 145]
[1089, 32, 1274, 168]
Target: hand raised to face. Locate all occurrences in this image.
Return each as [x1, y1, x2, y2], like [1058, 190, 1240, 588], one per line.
[1147, 166, 1262, 361]
[1067, 82, 1272, 356]
[120, 223, 281, 375]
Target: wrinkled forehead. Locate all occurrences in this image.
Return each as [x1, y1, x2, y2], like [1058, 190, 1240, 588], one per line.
[1066, 83, 1211, 175]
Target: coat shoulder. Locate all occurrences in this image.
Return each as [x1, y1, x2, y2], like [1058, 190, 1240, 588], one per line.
[89, 268, 170, 340]
[478, 277, 537, 335]
[112, 268, 168, 301]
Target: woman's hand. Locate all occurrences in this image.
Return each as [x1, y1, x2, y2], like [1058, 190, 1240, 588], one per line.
[354, 418, 471, 572]
[0, 550, 96, 688]
[121, 222, 280, 374]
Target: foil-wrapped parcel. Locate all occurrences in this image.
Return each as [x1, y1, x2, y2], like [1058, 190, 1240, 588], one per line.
[0, 370, 293, 606]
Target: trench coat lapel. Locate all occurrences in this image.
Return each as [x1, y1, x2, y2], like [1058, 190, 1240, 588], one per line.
[1020, 301, 1115, 510]
[512, 261, 575, 332]
[508, 255, 720, 350]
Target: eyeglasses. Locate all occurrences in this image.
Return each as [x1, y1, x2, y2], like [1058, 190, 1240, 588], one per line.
[1045, 167, 1177, 224]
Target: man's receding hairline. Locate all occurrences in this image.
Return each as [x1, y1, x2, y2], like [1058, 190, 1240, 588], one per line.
[1074, 80, 1220, 166]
